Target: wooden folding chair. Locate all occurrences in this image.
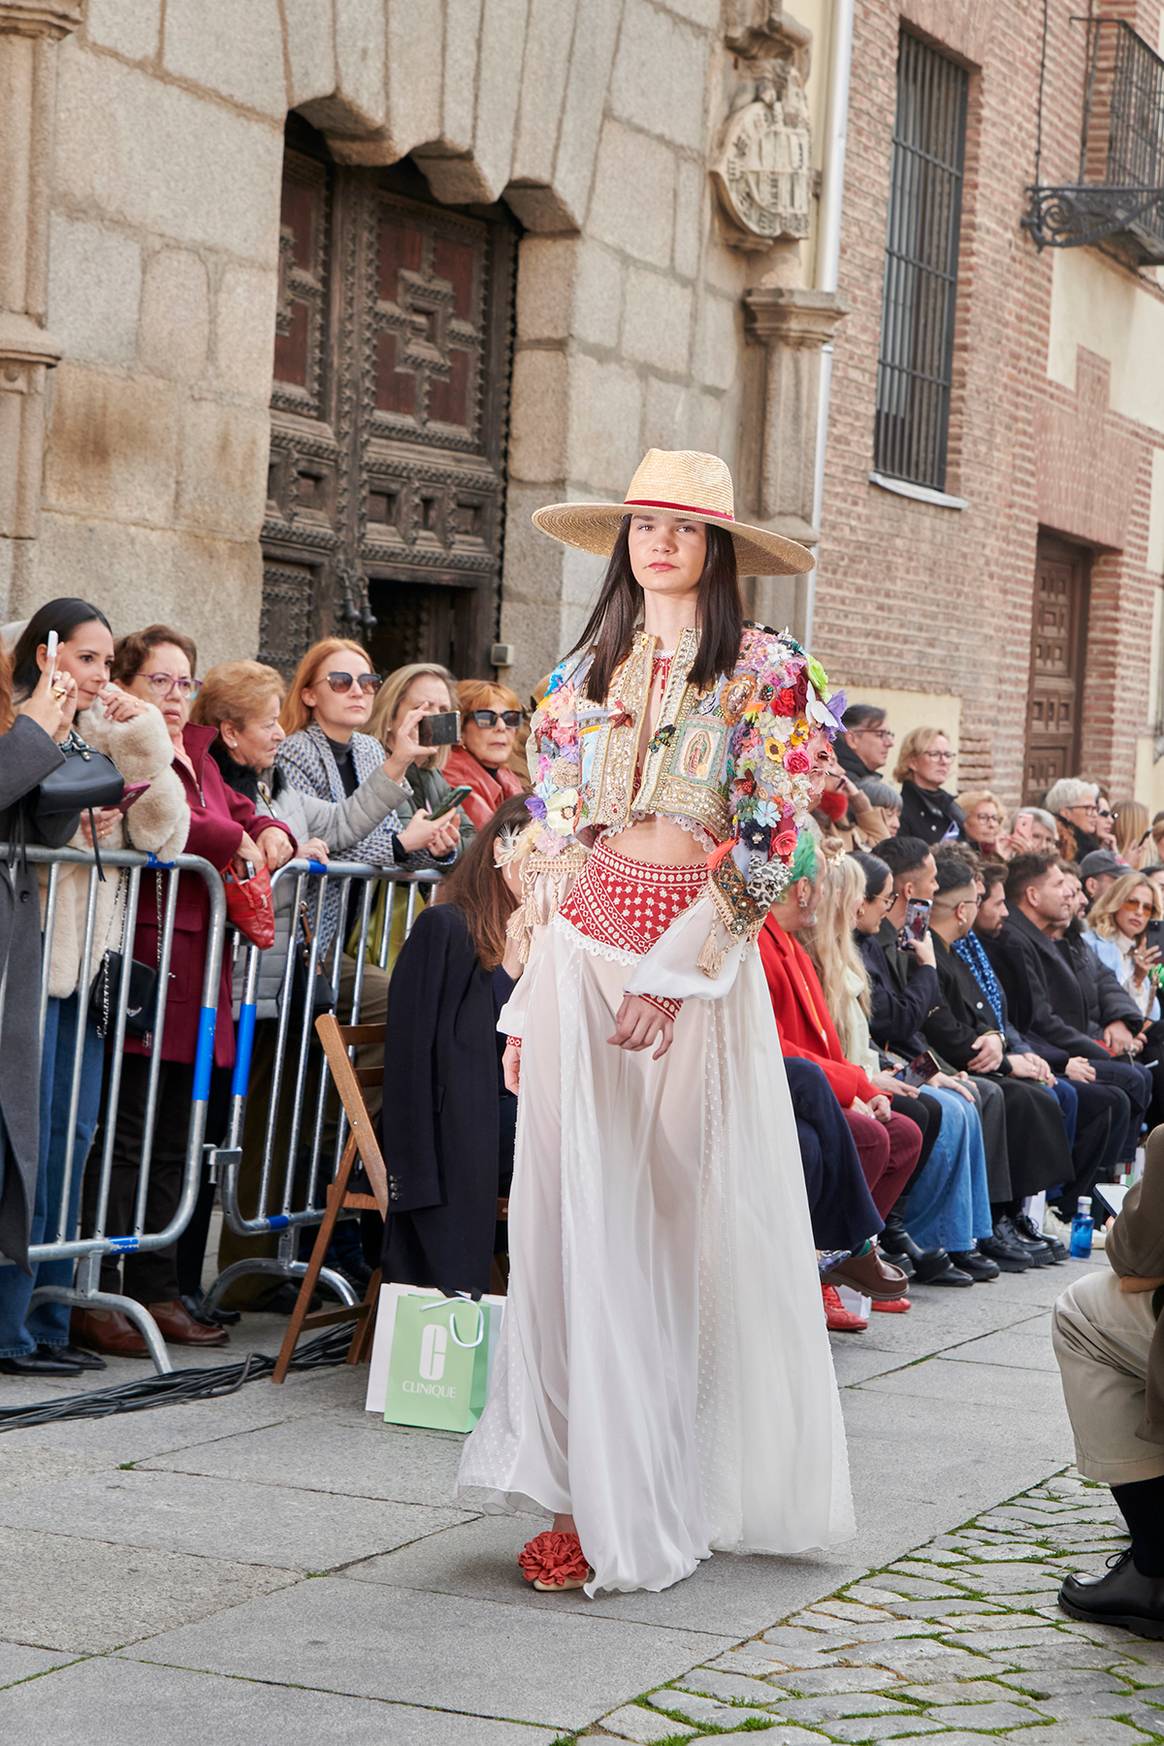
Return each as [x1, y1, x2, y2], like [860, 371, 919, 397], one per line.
[271, 1016, 388, 1383]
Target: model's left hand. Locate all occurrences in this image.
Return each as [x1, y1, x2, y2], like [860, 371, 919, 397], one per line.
[608, 994, 673, 1060]
[257, 826, 295, 871]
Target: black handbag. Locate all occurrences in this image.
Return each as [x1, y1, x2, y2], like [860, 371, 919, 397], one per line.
[32, 729, 125, 877]
[90, 873, 162, 1045]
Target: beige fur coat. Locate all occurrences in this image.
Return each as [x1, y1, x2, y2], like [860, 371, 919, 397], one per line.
[39, 701, 189, 1000]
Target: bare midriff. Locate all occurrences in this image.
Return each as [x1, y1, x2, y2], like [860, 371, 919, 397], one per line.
[602, 815, 708, 867]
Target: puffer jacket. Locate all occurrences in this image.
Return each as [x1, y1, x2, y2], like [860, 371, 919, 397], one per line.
[212, 746, 409, 1017]
[39, 700, 189, 999]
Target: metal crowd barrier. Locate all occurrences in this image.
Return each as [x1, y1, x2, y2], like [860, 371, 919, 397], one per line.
[0, 845, 228, 1374]
[204, 860, 438, 1316]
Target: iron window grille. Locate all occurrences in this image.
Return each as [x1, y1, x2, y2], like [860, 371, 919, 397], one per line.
[1025, 19, 1164, 263]
[874, 31, 969, 493]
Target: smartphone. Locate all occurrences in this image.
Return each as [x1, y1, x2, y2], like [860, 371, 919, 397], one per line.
[417, 710, 461, 747]
[116, 781, 151, 815]
[1144, 918, 1164, 956]
[427, 784, 473, 822]
[45, 629, 59, 678]
[897, 898, 931, 950]
[895, 1050, 940, 1088]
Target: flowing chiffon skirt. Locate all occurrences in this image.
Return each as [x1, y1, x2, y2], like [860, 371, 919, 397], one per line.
[456, 881, 855, 1595]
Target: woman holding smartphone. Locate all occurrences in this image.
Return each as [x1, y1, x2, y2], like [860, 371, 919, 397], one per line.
[367, 662, 475, 866]
[0, 601, 188, 1376]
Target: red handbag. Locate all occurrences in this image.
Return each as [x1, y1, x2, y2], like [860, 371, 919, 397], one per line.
[222, 861, 277, 949]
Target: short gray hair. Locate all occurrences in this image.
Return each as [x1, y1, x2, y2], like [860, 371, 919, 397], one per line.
[1044, 778, 1097, 815]
[1011, 805, 1056, 833]
[864, 778, 902, 811]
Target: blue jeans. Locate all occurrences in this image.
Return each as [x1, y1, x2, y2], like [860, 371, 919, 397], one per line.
[0, 993, 105, 1356]
[901, 1085, 993, 1255]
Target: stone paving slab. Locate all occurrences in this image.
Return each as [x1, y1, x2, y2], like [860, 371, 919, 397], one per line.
[0, 1525, 296, 1654]
[123, 1575, 735, 1730]
[0, 1656, 562, 1745]
[0, 1468, 471, 1573]
[0, 1641, 76, 1688]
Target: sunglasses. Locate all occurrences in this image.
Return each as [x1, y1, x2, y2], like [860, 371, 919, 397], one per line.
[141, 672, 201, 700]
[323, 671, 382, 694]
[469, 709, 522, 729]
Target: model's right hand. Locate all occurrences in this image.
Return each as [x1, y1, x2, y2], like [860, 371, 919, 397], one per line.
[502, 1037, 522, 1095]
[608, 994, 673, 1060]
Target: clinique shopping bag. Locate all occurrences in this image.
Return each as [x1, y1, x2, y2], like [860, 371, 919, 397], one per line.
[364, 1283, 506, 1433]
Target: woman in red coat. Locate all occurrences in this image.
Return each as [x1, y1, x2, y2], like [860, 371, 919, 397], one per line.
[75, 626, 295, 1357]
[442, 679, 527, 831]
[759, 833, 922, 1244]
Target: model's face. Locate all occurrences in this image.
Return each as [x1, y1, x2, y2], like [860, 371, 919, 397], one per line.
[855, 877, 894, 935]
[845, 719, 893, 771]
[304, 653, 377, 734]
[1115, 884, 1154, 942]
[911, 735, 953, 790]
[627, 513, 706, 603]
[225, 694, 285, 771]
[125, 642, 195, 740]
[38, 619, 115, 710]
[976, 880, 1008, 937]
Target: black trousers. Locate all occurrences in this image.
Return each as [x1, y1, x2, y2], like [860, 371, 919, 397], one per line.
[1093, 1057, 1150, 1162]
[83, 1055, 196, 1305]
[1053, 1079, 1128, 1217]
[784, 1058, 882, 1252]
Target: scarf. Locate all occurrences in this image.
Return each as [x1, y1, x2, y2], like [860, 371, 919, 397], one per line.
[954, 930, 1004, 1028]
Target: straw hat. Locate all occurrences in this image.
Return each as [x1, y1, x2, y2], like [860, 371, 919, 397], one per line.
[532, 449, 815, 577]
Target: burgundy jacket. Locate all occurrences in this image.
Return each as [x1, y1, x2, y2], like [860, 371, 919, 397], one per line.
[127, 723, 295, 1067]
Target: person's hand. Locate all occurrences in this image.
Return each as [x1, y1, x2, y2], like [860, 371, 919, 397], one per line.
[967, 1032, 1004, 1074]
[911, 930, 936, 970]
[399, 807, 458, 855]
[299, 836, 330, 865]
[96, 684, 147, 723]
[429, 812, 462, 858]
[1133, 945, 1160, 986]
[868, 1092, 892, 1123]
[1066, 1055, 1097, 1083]
[81, 806, 121, 847]
[385, 705, 429, 781]
[1007, 1051, 1052, 1084]
[931, 1070, 976, 1102]
[17, 666, 76, 742]
[1104, 1020, 1139, 1055]
[607, 994, 673, 1060]
[502, 1037, 522, 1095]
[872, 1067, 916, 1098]
[257, 826, 294, 871]
[234, 830, 264, 876]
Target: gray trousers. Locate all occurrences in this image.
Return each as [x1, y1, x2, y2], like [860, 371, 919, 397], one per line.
[1052, 1270, 1164, 1485]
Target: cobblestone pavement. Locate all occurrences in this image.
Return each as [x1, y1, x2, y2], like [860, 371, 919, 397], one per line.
[588, 1473, 1164, 1745]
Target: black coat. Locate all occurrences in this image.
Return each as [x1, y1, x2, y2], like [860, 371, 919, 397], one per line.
[380, 901, 515, 1295]
[860, 923, 941, 1059]
[988, 909, 1135, 1067]
[898, 780, 965, 847]
[0, 718, 70, 1269]
[836, 736, 882, 795]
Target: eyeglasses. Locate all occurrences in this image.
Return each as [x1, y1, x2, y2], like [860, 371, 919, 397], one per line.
[1122, 899, 1153, 913]
[858, 726, 895, 742]
[1070, 803, 1099, 817]
[923, 749, 954, 763]
[323, 671, 382, 694]
[140, 673, 201, 700]
[469, 709, 522, 730]
[1097, 807, 1115, 821]
[972, 812, 1002, 827]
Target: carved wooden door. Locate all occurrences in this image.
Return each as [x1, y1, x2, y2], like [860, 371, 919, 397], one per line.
[262, 120, 515, 678]
[1024, 533, 1090, 801]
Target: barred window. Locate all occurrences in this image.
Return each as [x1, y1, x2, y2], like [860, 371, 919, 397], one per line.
[874, 33, 969, 492]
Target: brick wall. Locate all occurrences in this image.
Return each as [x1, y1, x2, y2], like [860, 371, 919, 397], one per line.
[815, 0, 1164, 806]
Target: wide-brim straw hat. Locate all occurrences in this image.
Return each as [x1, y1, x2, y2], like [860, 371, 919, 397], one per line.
[532, 449, 815, 577]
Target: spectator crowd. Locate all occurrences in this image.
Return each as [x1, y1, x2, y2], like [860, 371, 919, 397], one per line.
[0, 604, 1160, 1372]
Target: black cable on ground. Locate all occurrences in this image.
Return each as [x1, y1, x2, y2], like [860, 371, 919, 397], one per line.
[0, 1325, 355, 1432]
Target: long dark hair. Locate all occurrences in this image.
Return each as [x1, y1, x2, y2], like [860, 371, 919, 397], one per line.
[572, 519, 744, 702]
[11, 598, 112, 695]
[439, 793, 531, 970]
[851, 849, 892, 903]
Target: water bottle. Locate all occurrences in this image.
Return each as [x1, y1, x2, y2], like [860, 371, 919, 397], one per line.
[1069, 1196, 1094, 1259]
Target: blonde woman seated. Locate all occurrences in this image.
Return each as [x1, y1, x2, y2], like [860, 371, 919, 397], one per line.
[956, 789, 1008, 861]
[1083, 872, 1163, 1025]
[810, 847, 995, 1279]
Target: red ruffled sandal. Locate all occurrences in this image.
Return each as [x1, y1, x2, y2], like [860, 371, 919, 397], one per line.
[518, 1530, 592, 1592]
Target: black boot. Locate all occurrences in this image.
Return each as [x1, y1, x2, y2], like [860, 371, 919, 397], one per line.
[881, 1214, 968, 1282]
[1060, 1548, 1164, 1639]
[996, 1212, 1054, 1267]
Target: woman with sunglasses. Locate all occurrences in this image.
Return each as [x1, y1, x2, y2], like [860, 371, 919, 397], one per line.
[443, 679, 528, 830]
[1083, 873, 1164, 1025]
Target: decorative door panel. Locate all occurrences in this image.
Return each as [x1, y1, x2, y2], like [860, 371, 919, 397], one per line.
[1024, 534, 1090, 802]
[262, 120, 515, 677]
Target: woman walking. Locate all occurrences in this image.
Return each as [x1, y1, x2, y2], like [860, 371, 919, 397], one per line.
[456, 450, 854, 1594]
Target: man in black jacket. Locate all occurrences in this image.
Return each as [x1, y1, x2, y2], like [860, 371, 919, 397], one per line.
[838, 702, 894, 795]
[987, 854, 1148, 1167]
[926, 854, 1073, 1262]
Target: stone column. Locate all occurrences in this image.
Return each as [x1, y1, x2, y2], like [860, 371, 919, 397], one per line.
[0, 2, 82, 604]
[743, 285, 846, 635]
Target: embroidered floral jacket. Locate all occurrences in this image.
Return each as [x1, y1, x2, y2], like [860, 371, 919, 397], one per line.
[527, 622, 839, 951]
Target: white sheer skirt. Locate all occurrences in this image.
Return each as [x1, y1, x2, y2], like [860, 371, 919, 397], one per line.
[455, 905, 855, 1595]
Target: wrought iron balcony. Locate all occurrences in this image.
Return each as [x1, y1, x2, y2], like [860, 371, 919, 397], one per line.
[1025, 18, 1164, 264]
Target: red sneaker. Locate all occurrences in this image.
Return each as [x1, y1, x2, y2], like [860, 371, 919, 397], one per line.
[871, 1295, 912, 1313]
[822, 1282, 867, 1332]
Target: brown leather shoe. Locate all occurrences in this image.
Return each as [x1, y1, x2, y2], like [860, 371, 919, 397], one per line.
[823, 1247, 910, 1301]
[70, 1308, 149, 1358]
[147, 1299, 229, 1346]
